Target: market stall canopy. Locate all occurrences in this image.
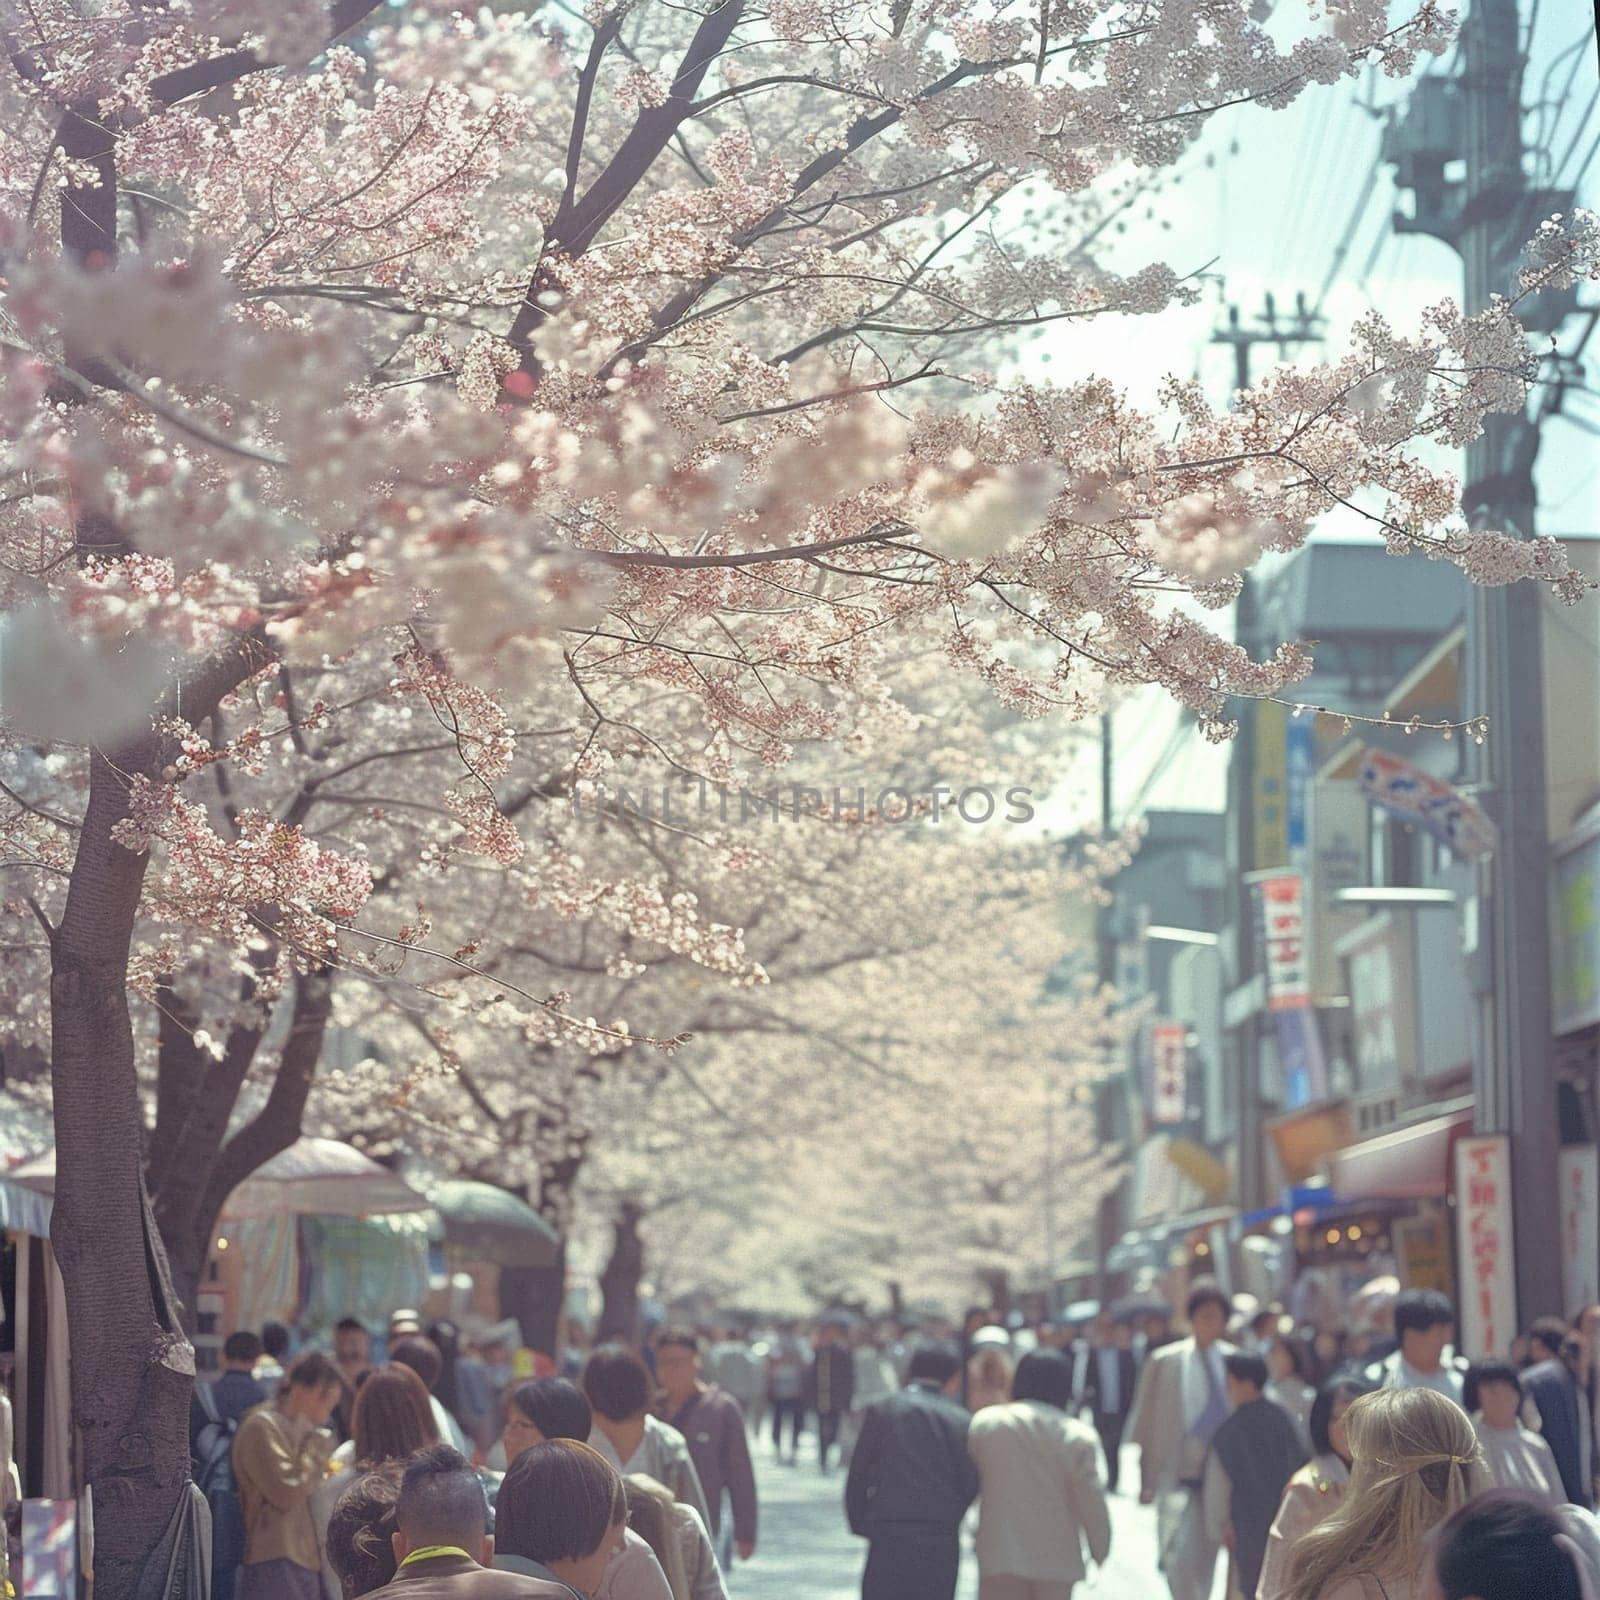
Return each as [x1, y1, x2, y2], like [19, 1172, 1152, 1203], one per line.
[423, 1179, 560, 1268]
[4, 1137, 429, 1224]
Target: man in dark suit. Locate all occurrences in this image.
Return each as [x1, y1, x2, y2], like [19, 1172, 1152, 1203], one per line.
[845, 1341, 979, 1600]
[1523, 1335, 1596, 1508]
[1080, 1312, 1138, 1493]
[367, 1443, 568, 1598]
[807, 1321, 856, 1472]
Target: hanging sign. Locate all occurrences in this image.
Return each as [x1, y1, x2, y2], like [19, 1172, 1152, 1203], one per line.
[1559, 1145, 1599, 1317]
[1358, 747, 1498, 860]
[1455, 1134, 1516, 1357]
[1150, 1022, 1187, 1125]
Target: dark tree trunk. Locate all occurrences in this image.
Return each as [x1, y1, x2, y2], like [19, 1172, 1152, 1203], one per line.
[597, 1200, 646, 1344]
[50, 740, 195, 1599]
[500, 1243, 568, 1357]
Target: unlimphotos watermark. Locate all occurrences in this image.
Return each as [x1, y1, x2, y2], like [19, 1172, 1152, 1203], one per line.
[571, 779, 1035, 827]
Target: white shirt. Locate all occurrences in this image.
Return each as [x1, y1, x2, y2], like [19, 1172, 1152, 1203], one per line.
[1095, 1347, 1121, 1415]
[1381, 1350, 1465, 1406]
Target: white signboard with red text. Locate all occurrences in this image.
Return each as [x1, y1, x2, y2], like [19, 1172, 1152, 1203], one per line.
[1455, 1134, 1516, 1357]
[1150, 1022, 1187, 1126]
[1560, 1145, 1599, 1317]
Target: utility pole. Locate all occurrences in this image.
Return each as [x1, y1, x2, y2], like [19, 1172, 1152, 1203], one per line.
[1384, 0, 1564, 1321]
[1210, 290, 1327, 397]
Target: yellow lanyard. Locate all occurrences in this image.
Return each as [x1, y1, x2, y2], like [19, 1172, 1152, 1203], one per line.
[399, 1546, 473, 1570]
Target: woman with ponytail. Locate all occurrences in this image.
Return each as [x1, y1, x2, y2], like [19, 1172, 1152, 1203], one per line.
[1283, 1388, 1490, 1600]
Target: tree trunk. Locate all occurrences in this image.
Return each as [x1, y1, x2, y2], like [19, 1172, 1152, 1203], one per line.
[50, 743, 195, 1600]
[500, 1243, 567, 1357]
[597, 1200, 646, 1344]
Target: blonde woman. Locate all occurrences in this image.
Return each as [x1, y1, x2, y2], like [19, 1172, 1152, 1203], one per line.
[1282, 1387, 1491, 1600]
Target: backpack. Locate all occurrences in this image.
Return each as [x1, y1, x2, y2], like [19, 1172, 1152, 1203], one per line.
[192, 1383, 246, 1600]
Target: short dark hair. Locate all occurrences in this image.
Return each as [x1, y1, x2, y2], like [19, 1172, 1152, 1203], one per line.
[1394, 1289, 1454, 1338]
[394, 1443, 487, 1546]
[1010, 1350, 1075, 1410]
[1309, 1375, 1377, 1459]
[325, 1464, 402, 1598]
[1270, 1335, 1309, 1381]
[352, 1364, 439, 1466]
[336, 1318, 370, 1339]
[1528, 1317, 1569, 1359]
[1431, 1489, 1583, 1600]
[582, 1344, 652, 1421]
[283, 1350, 341, 1394]
[223, 1330, 263, 1365]
[653, 1326, 700, 1356]
[1464, 1358, 1523, 1414]
[508, 1378, 592, 1444]
[906, 1341, 962, 1387]
[1225, 1353, 1269, 1391]
[261, 1321, 291, 1359]
[1186, 1281, 1229, 1322]
[388, 1334, 443, 1393]
[496, 1439, 626, 1565]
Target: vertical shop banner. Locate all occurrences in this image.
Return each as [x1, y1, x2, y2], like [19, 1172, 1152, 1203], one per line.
[1455, 1134, 1517, 1357]
[1150, 1022, 1187, 1125]
[1254, 700, 1289, 869]
[1559, 1145, 1599, 1316]
[1393, 1212, 1453, 1298]
[1250, 872, 1328, 1109]
[1286, 714, 1314, 866]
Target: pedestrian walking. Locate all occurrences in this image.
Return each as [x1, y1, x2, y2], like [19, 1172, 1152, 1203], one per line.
[807, 1322, 856, 1472]
[322, 1464, 403, 1598]
[1363, 1292, 1466, 1407]
[493, 1439, 631, 1596]
[1280, 1387, 1490, 1600]
[967, 1327, 1015, 1414]
[365, 1442, 567, 1598]
[333, 1319, 374, 1443]
[1257, 1376, 1376, 1600]
[1078, 1313, 1136, 1494]
[1125, 1280, 1235, 1600]
[1467, 1358, 1566, 1508]
[1200, 1352, 1307, 1600]
[231, 1351, 342, 1600]
[707, 1331, 764, 1436]
[314, 1364, 440, 1600]
[620, 1475, 728, 1600]
[1424, 1488, 1600, 1600]
[843, 1328, 896, 1465]
[766, 1325, 807, 1463]
[584, 1344, 714, 1530]
[1523, 1334, 1597, 1508]
[1265, 1337, 1318, 1454]
[651, 1327, 758, 1564]
[966, 1348, 1111, 1600]
[391, 1334, 472, 1457]
[844, 1340, 979, 1600]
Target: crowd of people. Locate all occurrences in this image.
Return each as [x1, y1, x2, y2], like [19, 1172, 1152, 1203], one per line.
[187, 1288, 1600, 1600]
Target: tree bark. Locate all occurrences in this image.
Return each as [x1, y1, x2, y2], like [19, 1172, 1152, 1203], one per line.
[500, 1244, 567, 1357]
[597, 1200, 646, 1344]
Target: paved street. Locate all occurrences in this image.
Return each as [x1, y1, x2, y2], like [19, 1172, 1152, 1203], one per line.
[728, 1424, 1227, 1600]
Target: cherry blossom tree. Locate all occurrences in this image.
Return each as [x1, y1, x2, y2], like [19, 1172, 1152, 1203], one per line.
[2, 0, 1595, 1587]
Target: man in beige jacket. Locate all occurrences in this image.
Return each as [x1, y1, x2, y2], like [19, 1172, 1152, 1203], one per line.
[1125, 1283, 1235, 1600]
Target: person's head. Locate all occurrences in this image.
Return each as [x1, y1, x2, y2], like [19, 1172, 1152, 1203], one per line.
[1395, 1290, 1455, 1374]
[391, 1443, 490, 1568]
[261, 1320, 291, 1361]
[582, 1344, 652, 1423]
[1562, 1333, 1590, 1377]
[906, 1340, 963, 1395]
[1010, 1349, 1075, 1411]
[389, 1308, 423, 1339]
[325, 1464, 403, 1598]
[388, 1334, 443, 1395]
[620, 1475, 690, 1598]
[1528, 1317, 1569, 1365]
[1225, 1352, 1268, 1406]
[351, 1363, 439, 1467]
[280, 1350, 343, 1426]
[1425, 1489, 1587, 1600]
[503, 1377, 593, 1461]
[1464, 1360, 1523, 1431]
[495, 1439, 627, 1596]
[223, 1330, 263, 1371]
[1091, 1312, 1115, 1343]
[335, 1318, 372, 1375]
[1267, 1335, 1308, 1385]
[1186, 1282, 1229, 1347]
[653, 1327, 702, 1402]
[1310, 1375, 1378, 1466]
[1576, 1305, 1600, 1342]
[1142, 1310, 1169, 1339]
[1252, 1308, 1281, 1342]
[1284, 1387, 1490, 1600]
